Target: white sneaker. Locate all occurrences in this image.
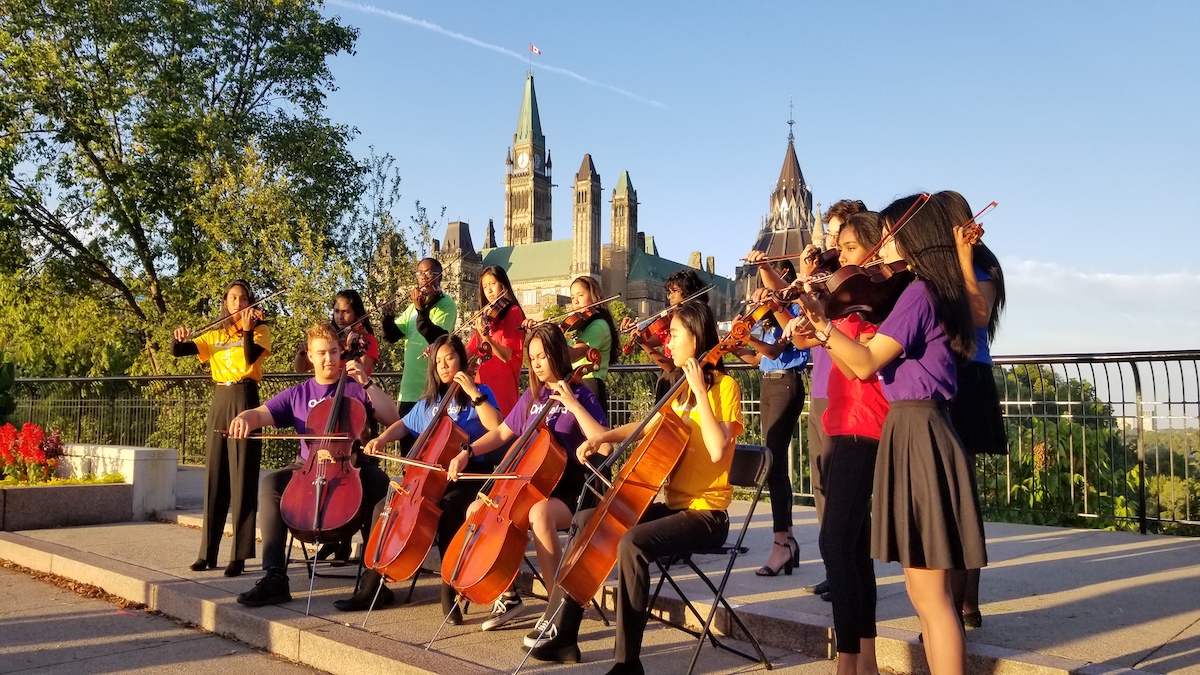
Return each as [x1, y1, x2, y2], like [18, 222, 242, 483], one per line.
[523, 617, 558, 648]
[481, 594, 527, 631]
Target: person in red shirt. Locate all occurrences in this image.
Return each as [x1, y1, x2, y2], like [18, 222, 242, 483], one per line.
[467, 265, 526, 417]
[294, 289, 380, 376]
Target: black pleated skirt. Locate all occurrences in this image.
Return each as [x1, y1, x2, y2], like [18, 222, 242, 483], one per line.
[871, 400, 987, 570]
[950, 361, 1008, 456]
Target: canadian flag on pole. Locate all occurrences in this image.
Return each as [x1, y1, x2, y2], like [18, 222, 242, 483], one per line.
[529, 43, 542, 55]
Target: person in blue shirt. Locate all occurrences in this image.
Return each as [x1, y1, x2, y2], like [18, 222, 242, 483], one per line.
[333, 334, 502, 617]
[736, 260, 809, 577]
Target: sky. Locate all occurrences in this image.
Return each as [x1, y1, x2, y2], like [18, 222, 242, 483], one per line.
[316, 1, 1200, 357]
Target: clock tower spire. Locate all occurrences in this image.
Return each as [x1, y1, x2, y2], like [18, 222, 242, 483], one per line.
[503, 73, 552, 246]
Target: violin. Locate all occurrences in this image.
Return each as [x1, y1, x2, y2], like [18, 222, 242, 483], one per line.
[278, 345, 369, 547]
[808, 259, 915, 324]
[441, 351, 601, 606]
[554, 307, 765, 608]
[362, 348, 492, 584]
[621, 285, 713, 355]
[186, 289, 285, 340]
[481, 296, 515, 335]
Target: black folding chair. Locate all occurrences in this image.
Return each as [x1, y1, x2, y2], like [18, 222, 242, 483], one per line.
[648, 444, 773, 675]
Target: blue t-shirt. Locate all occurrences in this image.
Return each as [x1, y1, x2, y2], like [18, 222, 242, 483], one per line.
[264, 379, 372, 460]
[971, 265, 993, 366]
[401, 384, 498, 443]
[757, 309, 810, 373]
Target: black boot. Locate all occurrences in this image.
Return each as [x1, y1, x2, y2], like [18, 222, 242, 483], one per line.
[528, 599, 584, 664]
[440, 583, 463, 625]
[603, 662, 645, 675]
[333, 570, 394, 612]
[237, 569, 291, 607]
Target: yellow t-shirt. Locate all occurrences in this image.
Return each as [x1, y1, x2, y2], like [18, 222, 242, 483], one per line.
[194, 324, 272, 383]
[663, 371, 744, 511]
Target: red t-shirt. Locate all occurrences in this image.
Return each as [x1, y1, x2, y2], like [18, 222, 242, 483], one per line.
[467, 304, 526, 416]
[822, 314, 889, 439]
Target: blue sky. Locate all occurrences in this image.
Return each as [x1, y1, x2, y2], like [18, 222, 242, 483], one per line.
[318, 1, 1199, 356]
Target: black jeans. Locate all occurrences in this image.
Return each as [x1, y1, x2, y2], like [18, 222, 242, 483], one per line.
[760, 370, 805, 532]
[200, 382, 261, 562]
[818, 434, 878, 653]
[258, 457, 390, 573]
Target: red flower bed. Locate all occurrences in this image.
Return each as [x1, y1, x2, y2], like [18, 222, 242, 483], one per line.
[0, 423, 64, 484]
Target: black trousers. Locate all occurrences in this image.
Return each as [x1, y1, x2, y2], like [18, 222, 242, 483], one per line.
[580, 377, 609, 419]
[547, 503, 729, 665]
[258, 457, 390, 572]
[199, 382, 261, 562]
[760, 371, 805, 532]
[818, 435, 879, 654]
[806, 396, 830, 524]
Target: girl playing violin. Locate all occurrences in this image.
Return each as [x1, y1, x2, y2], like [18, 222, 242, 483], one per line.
[528, 300, 743, 675]
[540, 276, 621, 413]
[294, 289, 380, 376]
[621, 268, 708, 401]
[333, 334, 503, 618]
[467, 265, 525, 416]
[939, 190, 1007, 631]
[171, 279, 271, 577]
[447, 323, 609, 632]
[794, 195, 986, 675]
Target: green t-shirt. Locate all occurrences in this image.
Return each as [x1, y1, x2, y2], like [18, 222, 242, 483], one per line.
[394, 294, 457, 402]
[570, 319, 612, 380]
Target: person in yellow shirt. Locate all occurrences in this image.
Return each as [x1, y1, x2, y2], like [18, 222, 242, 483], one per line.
[171, 280, 271, 577]
[526, 300, 743, 675]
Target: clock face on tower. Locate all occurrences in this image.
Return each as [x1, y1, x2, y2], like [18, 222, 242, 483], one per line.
[516, 152, 529, 170]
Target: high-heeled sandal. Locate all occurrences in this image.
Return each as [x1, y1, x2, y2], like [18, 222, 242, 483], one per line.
[786, 536, 800, 567]
[755, 541, 794, 576]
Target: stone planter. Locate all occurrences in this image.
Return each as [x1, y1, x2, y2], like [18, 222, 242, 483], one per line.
[0, 483, 134, 531]
[58, 444, 177, 519]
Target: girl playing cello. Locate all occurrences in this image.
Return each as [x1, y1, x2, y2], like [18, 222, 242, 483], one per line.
[171, 279, 271, 577]
[333, 334, 503, 617]
[447, 324, 609, 631]
[527, 300, 743, 675]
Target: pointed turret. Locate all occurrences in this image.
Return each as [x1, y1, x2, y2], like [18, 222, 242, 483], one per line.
[573, 154, 601, 277]
[576, 154, 598, 182]
[483, 219, 497, 249]
[515, 74, 544, 148]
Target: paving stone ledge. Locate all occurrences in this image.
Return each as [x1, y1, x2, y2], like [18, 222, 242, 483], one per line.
[0, 530, 1150, 675]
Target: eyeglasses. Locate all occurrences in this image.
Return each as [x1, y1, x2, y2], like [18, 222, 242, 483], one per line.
[416, 270, 439, 279]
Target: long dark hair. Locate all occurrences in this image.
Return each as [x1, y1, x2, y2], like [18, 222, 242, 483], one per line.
[219, 279, 255, 331]
[935, 191, 1006, 343]
[420, 334, 473, 410]
[672, 300, 724, 407]
[879, 194, 976, 359]
[839, 211, 884, 252]
[524, 323, 574, 416]
[478, 265, 520, 312]
[570, 276, 620, 365]
[333, 289, 373, 334]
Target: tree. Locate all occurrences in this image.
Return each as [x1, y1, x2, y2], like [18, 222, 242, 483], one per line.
[0, 0, 365, 374]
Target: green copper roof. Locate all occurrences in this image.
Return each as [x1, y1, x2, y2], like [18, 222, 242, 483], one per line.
[514, 74, 545, 147]
[627, 249, 735, 296]
[613, 170, 634, 198]
[481, 239, 572, 282]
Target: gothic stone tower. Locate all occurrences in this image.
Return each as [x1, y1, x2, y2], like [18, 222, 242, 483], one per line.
[504, 74, 552, 246]
[607, 170, 638, 297]
[572, 154, 601, 278]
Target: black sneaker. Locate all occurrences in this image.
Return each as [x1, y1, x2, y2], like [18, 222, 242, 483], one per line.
[333, 583, 394, 612]
[481, 593, 527, 631]
[237, 573, 292, 607]
[523, 617, 558, 648]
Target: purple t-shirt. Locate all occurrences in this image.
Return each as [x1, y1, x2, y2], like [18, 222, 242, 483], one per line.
[810, 347, 831, 399]
[875, 281, 957, 402]
[504, 383, 608, 457]
[264, 379, 372, 460]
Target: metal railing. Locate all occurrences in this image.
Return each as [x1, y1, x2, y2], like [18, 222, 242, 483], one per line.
[11, 351, 1200, 534]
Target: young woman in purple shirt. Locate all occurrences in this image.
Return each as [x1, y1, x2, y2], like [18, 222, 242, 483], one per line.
[796, 194, 986, 675]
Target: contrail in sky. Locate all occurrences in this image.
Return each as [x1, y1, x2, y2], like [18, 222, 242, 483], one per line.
[327, 0, 667, 109]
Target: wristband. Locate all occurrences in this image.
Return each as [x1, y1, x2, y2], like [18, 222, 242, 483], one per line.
[470, 394, 489, 408]
[362, 378, 375, 390]
[461, 441, 473, 458]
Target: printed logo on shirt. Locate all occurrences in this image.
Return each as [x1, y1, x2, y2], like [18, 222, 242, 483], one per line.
[308, 397, 329, 409]
[528, 400, 565, 423]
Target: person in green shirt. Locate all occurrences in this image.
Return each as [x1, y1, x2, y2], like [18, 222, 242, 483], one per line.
[563, 276, 620, 413]
[380, 257, 458, 416]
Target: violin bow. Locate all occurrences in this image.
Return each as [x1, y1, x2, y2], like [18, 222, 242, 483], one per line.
[215, 430, 352, 441]
[365, 451, 523, 480]
[625, 285, 715, 333]
[186, 289, 286, 340]
[958, 201, 998, 245]
[533, 294, 622, 329]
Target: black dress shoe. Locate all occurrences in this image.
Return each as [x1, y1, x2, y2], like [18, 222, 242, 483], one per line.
[333, 583, 395, 612]
[189, 558, 214, 572]
[237, 573, 292, 607]
[806, 578, 830, 595]
[224, 560, 245, 577]
[821, 590, 833, 602]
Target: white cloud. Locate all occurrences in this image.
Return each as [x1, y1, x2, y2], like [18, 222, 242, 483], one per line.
[992, 259, 1200, 356]
[326, 0, 666, 109]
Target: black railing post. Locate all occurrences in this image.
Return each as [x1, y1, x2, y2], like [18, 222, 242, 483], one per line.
[1132, 364, 1147, 535]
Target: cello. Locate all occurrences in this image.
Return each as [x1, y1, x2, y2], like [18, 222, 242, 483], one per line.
[441, 351, 601, 607]
[361, 345, 492, 584]
[553, 303, 770, 609]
